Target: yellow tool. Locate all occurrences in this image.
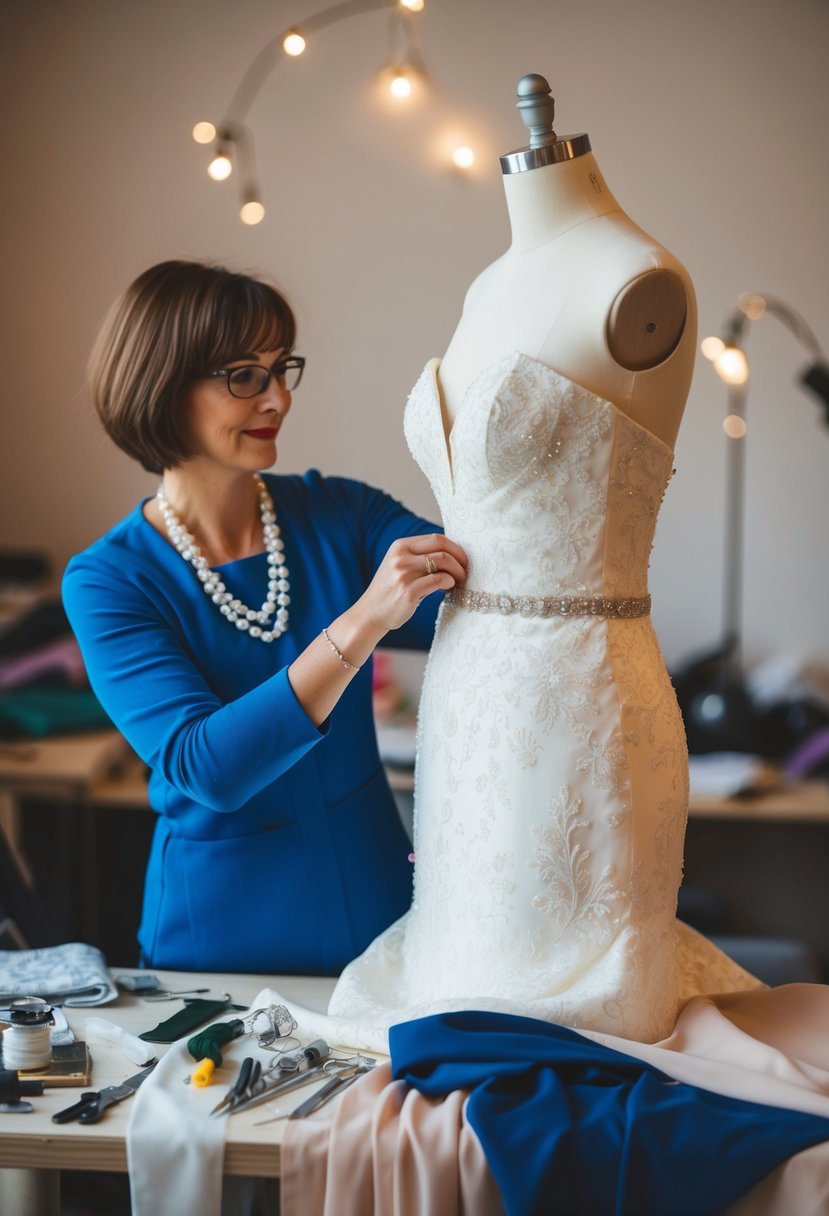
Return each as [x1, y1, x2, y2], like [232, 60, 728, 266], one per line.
[191, 1058, 216, 1087]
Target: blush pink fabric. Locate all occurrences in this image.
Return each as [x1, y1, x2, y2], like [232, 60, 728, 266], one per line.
[281, 1061, 503, 1216]
[281, 985, 829, 1216]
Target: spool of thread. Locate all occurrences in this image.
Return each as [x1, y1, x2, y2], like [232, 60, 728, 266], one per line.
[3, 1024, 52, 1070]
[3, 997, 54, 1071]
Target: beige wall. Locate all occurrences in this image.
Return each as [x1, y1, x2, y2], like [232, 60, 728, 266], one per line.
[2, 0, 827, 673]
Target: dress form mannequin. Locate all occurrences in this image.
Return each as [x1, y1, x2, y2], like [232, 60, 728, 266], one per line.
[437, 74, 696, 450]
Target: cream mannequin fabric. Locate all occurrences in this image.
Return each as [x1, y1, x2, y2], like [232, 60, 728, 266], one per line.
[325, 352, 759, 1048]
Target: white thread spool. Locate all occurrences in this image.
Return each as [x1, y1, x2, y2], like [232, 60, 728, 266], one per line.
[3, 997, 54, 1070]
[2, 1023, 52, 1070]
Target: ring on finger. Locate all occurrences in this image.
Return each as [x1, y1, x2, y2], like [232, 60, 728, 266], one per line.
[424, 554, 438, 575]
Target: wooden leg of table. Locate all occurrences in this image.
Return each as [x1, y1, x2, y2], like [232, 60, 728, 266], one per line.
[0, 1166, 60, 1216]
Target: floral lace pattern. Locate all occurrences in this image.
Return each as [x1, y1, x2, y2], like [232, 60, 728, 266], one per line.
[328, 352, 761, 1046]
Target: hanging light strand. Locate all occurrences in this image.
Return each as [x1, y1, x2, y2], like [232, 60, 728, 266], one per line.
[193, 0, 444, 222]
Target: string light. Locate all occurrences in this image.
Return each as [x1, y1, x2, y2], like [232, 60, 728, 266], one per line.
[283, 32, 306, 56]
[389, 70, 412, 98]
[713, 345, 750, 386]
[192, 121, 217, 144]
[207, 151, 233, 181]
[240, 199, 266, 225]
[452, 145, 475, 169]
[723, 415, 747, 439]
[700, 336, 725, 362]
[701, 335, 750, 385]
[738, 292, 767, 321]
[199, 0, 442, 223]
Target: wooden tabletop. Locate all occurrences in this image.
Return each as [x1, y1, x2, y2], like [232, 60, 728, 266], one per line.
[0, 969, 338, 1178]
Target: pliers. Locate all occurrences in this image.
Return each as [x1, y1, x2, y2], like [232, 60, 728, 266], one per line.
[210, 1056, 262, 1116]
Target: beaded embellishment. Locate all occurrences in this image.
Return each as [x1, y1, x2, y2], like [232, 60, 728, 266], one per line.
[445, 588, 651, 619]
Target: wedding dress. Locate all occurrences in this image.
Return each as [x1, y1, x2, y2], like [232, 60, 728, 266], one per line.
[328, 351, 760, 1046]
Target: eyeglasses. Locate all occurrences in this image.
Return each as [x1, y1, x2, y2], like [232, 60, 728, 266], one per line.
[204, 356, 306, 398]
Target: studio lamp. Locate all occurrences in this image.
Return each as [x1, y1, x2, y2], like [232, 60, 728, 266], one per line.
[673, 293, 829, 754]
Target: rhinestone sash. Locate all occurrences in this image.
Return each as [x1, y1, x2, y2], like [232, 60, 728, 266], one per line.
[445, 588, 651, 619]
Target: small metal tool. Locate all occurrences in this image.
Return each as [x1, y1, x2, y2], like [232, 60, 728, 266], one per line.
[253, 1059, 375, 1125]
[229, 1064, 330, 1116]
[51, 1063, 156, 1124]
[210, 1056, 262, 1116]
[289, 1065, 364, 1118]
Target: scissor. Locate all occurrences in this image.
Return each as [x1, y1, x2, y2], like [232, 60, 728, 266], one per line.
[51, 1063, 156, 1124]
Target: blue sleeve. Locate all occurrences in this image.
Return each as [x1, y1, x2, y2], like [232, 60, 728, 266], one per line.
[62, 555, 328, 813]
[321, 475, 443, 651]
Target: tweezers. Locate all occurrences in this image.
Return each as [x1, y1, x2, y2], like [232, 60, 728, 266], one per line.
[289, 1066, 364, 1118]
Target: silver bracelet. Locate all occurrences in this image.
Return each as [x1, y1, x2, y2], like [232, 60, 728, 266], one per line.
[322, 627, 360, 672]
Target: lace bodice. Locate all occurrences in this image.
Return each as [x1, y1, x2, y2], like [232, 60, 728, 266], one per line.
[404, 352, 675, 600]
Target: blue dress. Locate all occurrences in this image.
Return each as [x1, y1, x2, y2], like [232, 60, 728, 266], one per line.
[62, 471, 439, 974]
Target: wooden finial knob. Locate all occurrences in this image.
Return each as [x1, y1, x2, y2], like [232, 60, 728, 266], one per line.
[516, 74, 556, 149]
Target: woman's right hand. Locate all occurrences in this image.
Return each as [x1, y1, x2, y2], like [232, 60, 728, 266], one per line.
[357, 533, 468, 635]
[288, 533, 467, 727]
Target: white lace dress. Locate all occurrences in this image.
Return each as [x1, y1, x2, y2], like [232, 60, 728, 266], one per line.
[326, 352, 759, 1049]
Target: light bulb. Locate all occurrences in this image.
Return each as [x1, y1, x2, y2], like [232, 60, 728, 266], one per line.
[389, 72, 412, 98]
[713, 345, 750, 386]
[400, 0, 425, 10]
[723, 415, 747, 439]
[283, 32, 306, 56]
[207, 153, 233, 181]
[738, 292, 766, 321]
[240, 200, 265, 225]
[452, 145, 475, 169]
[193, 121, 216, 145]
[700, 335, 725, 362]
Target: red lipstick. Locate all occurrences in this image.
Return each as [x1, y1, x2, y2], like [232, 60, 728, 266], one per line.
[244, 428, 278, 439]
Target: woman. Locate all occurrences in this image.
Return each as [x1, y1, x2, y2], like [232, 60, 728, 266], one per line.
[62, 259, 467, 974]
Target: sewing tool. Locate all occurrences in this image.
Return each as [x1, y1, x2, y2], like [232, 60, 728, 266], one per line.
[289, 1065, 366, 1118]
[210, 1056, 263, 1115]
[51, 1062, 156, 1124]
[252, 1057, 376, 1125]
[228, 1041, 332, 1116]
[185, 1016, 246, 1086]
[0, 1067, 44, 1113]
[2, 997, 55, 1071]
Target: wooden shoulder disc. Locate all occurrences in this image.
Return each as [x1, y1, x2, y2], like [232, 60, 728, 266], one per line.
[606, 269, 688, 371]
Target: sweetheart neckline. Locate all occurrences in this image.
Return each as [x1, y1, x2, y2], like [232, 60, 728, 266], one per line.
[426, 351, 675, 466]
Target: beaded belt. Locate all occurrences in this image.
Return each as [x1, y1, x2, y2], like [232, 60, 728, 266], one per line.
[444, 588, 651, 619]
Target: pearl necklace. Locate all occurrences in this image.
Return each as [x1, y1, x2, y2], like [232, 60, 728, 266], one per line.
[156, 475, 290, 643]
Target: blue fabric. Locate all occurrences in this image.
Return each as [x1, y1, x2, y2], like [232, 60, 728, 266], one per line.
[62, 471, 439, 974]
[390, 1010, 829, 1216]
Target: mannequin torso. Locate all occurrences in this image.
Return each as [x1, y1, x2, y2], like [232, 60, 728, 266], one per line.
[437, 149, 696, 451]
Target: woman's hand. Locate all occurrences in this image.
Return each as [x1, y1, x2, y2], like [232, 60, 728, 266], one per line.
[288, 533, 467, 727]
[357, 533, 468, 633]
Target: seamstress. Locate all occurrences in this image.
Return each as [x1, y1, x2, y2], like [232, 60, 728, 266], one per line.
[62, 260, 467, 974]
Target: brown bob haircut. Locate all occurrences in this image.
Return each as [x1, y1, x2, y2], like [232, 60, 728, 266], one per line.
[88, 260, 296, 475]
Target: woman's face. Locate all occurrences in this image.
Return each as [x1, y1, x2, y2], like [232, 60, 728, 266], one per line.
[183, 346, 293, 475]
